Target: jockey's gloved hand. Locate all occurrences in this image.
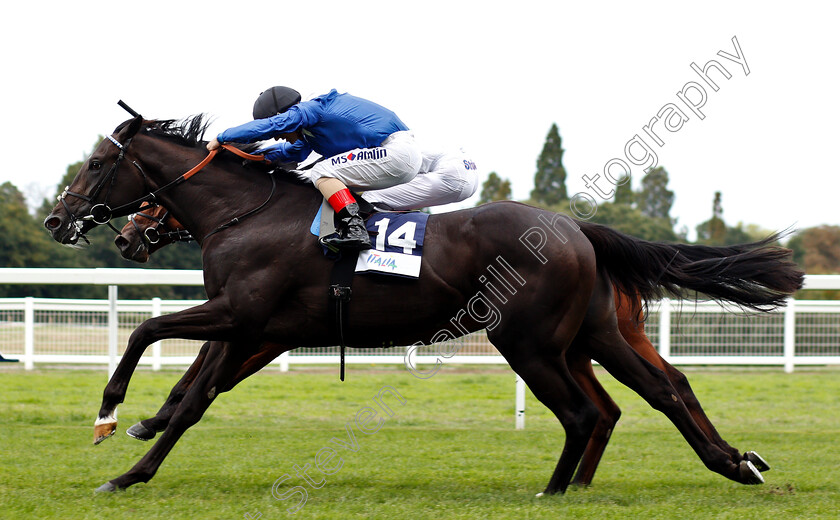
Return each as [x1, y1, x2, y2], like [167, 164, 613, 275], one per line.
[256, 143, 287, 162]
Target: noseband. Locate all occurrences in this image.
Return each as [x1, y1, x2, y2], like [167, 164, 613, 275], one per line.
[128, 206, 194, 248]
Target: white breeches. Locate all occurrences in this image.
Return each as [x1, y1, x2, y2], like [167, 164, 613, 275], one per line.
[307, 131, 422, 190]
[364, 147, 480, 210]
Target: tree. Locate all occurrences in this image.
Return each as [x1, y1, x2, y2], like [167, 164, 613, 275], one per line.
[589, 201, 678, 242]
[37, 147, 93, 222]
[0, 182, 78, 297]
[613, 177, 635, 206]
[788, 226, 840, 274]
[637, 166, 674, 220]
[478, 171, 512, 205]
[530, 123, 568, 206]
[787, 226, 840, 300]
[695, 191, 727, 245]
[695, 191, 767, 246]
[0, 182, 60, 268]
[600, 168, 676, 241]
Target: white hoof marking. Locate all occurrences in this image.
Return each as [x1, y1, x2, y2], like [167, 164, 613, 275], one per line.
[94, 410, 117, 426]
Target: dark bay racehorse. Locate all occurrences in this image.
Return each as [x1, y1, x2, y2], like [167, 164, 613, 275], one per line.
[44, 114, 803, 494]
[115, 203, 771, 487]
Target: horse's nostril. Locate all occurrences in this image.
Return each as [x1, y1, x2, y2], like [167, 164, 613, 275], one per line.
[44, 216, 61, 230]
[114, 235, 129, 250]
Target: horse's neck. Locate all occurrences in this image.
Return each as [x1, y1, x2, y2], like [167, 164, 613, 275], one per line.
[141, 141, 319, 242]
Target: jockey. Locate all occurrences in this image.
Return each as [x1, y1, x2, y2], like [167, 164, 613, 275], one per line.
[363, 147, 480, 210]
[208, 86, 422, 251]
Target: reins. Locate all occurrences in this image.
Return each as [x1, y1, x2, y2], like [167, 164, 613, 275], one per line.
[203, 173, 276, 240]
[182, 145, 266, 180]
[176, 144, 278, 241]
[128, 144, 266, 205]
[60, 133, 269, 242]
[125, 144, 275, 243]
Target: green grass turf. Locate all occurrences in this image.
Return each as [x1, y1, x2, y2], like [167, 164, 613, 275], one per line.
[0, 365, 838, 519]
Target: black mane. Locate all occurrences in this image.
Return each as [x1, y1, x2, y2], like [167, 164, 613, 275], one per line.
[144, 114, 214, 147]
[115, 113, 308, 183]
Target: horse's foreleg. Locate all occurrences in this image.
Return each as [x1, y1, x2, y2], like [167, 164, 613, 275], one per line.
[566, 348, 621, 487]
[95, 297, 240, 444]
[127, 342, 293, 441]
[97, 341, 250, 491]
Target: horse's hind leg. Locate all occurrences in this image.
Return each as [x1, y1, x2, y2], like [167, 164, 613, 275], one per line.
[615, 290, 768, 471]
[97, 340, 253, 491]
[127, 342, 292, 442]
[492, 315, 601, 496]
[586, 278, 762, 485]
[507, 354, 600, 495]
[660, 361, 769, 472]
[127, 342, 212, 441]
[566, 347, 621, 487]
[218, 342, 293, 393]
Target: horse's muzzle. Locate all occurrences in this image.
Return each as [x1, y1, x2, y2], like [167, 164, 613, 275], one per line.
[44, 211, 85, 245]
[114, 233, 150, 263]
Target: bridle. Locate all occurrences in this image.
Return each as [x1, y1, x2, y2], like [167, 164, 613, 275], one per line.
[57, 134, 147, 241]
[127, 205, 194, 247]
[57, 118, 269, 244]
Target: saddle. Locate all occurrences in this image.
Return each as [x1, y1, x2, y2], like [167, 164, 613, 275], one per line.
[315, 194, 428, 382]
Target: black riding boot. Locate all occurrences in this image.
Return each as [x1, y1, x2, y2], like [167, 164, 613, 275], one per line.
[323, 203, 371, 251]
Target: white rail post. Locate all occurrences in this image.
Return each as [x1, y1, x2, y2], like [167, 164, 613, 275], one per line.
[783, 298, 796, 373]
[658, 298, 671, 361]
[278, 351, 290, 372]
[151, 297, 162, 371]
[108, 286, 118, 379]
[23, 297, 34, 370]
[515, 374, 526, 430]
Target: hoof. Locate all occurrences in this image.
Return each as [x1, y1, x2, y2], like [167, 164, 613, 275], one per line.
[535, 492, 545, 498]
[94, 481, 119, 493]
[93, 420, 117, 445]
[126, 422, 156, 441]
[744, 451, 771, 472]
[739, 460, 765, 485]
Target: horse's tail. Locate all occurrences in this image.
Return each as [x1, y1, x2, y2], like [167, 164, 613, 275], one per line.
[577, 221, 804, 311]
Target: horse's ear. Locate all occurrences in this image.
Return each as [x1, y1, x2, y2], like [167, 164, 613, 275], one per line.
[125, 115, 143, 139]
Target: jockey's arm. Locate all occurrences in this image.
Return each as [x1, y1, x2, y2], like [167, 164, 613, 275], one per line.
[257, 139, 312, 164]
[214, 108, 307, 146]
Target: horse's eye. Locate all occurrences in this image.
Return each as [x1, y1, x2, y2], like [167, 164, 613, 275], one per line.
[90, 160, 102, 171]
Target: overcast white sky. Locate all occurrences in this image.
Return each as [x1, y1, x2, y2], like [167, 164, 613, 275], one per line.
[2, 1, 837, 240]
